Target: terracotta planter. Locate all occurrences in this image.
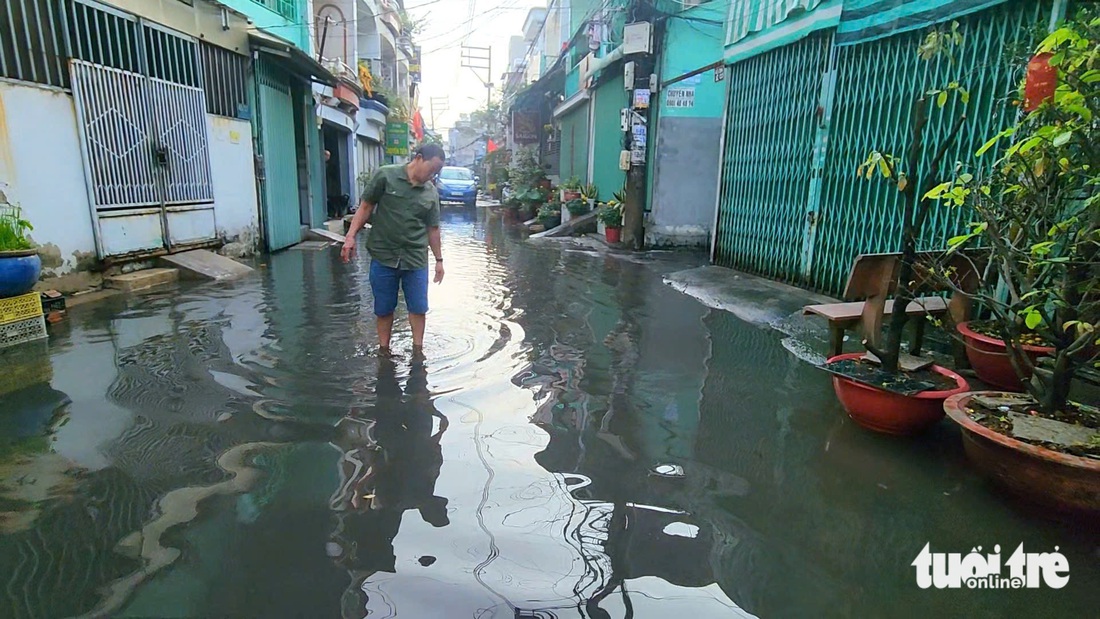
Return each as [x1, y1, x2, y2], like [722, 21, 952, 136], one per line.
[562, 190, 582, 201]
[827, 353, 970, 435]
[957, 322, 1053, 392]
[944, 391, 1100, 514]
[605, 227, 621, 244]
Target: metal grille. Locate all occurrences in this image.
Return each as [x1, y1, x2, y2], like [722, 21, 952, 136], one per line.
[149, 78, 214, 204]
[0, 0, 69, 88]
[713, 0, 1049, 297]
[143, 23, 200, 87]
[71, 61, 159, 208]
[810, 0, 1047, 294]
[201, 41, 249, 118]
[64, 0, 143, 73]
[253, 0, 298, 20]
[714, 30, 833, 283]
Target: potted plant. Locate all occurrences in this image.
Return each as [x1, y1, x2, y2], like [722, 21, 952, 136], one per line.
[581, 183, 600, 209]
[598, 197, 624, 244]
[561, 176, 583, 202]
[536, 202, 561, 230]
[0, 205, 40, 298]
[932, 12, 1099, 513]
[562, 198, 589, 224]
[822, 24, 973, 435]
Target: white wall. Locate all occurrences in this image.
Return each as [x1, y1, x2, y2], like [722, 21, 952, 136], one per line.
[0, 81, 97, 275]
[207, 116, 260, 246]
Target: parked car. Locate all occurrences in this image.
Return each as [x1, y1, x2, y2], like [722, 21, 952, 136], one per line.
[434, 166, 479, 208]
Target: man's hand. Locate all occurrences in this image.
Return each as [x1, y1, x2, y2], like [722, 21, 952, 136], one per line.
[341, 236, 356, 263]
[434, 260, 445, 284]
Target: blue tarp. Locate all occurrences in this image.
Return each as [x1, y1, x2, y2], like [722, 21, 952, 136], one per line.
[836, 0, 1010, 45]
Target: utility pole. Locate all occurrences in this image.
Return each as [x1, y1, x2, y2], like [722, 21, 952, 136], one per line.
[622, 54, 655, 250]
[460, 45, 493, 112]
[429, 96, 449, 130]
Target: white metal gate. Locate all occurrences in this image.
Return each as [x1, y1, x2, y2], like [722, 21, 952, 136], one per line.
[68, 0, 217, 259]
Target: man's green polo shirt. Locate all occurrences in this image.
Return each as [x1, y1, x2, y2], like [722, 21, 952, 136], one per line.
[361, 164, 441, 270]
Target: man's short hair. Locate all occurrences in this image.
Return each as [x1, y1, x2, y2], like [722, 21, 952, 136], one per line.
[415, 144, 446, 162]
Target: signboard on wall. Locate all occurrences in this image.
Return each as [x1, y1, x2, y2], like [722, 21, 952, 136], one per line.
[385, 122, 409, 156]
[512, 111, 540, 144]
[410, 46, 422, 82]
[665, 87, 695, 109]
[633, 88, 651, 109]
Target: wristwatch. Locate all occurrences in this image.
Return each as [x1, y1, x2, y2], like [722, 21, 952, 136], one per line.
[435, 257, 443, 263]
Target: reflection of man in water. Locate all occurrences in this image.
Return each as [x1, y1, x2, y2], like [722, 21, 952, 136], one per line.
[328, 358, 449, 615]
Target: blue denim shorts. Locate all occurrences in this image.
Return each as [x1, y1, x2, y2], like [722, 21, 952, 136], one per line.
[369, 260, 429, 316]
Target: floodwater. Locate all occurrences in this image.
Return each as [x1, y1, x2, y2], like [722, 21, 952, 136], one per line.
[1, 208, 1097, 618]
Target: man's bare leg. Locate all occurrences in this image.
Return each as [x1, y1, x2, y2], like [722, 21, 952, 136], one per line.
[377, 314, 395, 352]
[409, 313, 426, 350]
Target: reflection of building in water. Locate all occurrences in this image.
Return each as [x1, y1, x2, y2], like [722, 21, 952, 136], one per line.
[0, 341, 71, 534]
[328, 358, 449, 618]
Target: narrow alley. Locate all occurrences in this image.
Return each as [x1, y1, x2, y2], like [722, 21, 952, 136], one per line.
[1, 210, 1096, 618]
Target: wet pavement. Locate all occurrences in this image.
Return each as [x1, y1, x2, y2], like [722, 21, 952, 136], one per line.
[1, 207, 1098, 618]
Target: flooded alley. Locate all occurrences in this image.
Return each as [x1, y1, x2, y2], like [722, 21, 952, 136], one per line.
[1, 208, 1098, 618]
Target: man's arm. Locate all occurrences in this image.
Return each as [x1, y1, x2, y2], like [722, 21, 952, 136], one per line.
[429, 227, 444, 283]
[341, 200, 374, 263]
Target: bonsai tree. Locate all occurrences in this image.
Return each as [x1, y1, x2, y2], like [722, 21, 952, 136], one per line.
[0, 205, 33, 252]
[929, 11, 1099, 414]
[850, 24, 971, 375]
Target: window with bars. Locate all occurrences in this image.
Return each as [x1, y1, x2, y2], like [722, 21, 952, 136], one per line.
[0, 0, 69, 88]
[201, 42, 249, 118]
[252, 0, 298, 21]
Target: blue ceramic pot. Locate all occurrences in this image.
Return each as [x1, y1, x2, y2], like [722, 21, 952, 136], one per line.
[0, 250, 42, 298]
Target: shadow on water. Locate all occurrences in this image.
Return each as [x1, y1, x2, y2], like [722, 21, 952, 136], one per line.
[0, 206, 1096, 618]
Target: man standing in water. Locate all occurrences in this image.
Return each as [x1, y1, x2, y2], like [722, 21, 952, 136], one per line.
[342, 144, 446, 354]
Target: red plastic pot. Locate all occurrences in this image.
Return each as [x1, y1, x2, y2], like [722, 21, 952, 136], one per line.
[957, 322, 1053, 392]
[944, 391, 1100, 514]
[827, 353, 970, 435]
[605, 227, 621, 244]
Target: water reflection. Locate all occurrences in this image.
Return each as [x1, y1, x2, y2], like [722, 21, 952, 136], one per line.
[330, 357, 450, 617]
[0, 207, 1095, 618]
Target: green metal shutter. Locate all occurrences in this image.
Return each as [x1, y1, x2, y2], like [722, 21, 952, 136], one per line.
[810, 0, 1048, 294]
[256, 59, 302, 251]
[714, 31, 833, 284]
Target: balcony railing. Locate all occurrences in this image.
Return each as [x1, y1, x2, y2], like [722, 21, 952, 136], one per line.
[252, 0, 297, 21]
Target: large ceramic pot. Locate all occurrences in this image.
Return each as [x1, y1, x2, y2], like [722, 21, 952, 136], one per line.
[605, 227, 622, 244]
[957, 322, 1053, 392]
[944, 391, 1100, 514]
[0, 250, 41, 298]
[827, 352, 970, 435]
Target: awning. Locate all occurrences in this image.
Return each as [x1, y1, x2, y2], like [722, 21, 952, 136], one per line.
[836, 0, 1008, 46]
[724, 0, 842, 64]
[511, 63, 565, 110]
[249, 31, 336, 85]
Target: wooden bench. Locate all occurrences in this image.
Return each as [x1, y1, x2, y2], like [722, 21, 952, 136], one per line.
[803, 252, 980, 358]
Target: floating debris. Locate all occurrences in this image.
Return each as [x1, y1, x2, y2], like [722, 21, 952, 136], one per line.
[651, 463, 685, 478]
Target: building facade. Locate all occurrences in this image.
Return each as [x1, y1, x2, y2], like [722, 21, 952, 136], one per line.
[0, 0, 261, 281]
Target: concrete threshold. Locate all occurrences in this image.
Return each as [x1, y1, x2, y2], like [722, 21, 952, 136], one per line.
[161, 250, 253, 281]
[664, 265, 836, 329]
[105, 268, 179, 292]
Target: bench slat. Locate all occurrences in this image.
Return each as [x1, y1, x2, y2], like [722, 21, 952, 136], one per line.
[803, 296, 948, 322]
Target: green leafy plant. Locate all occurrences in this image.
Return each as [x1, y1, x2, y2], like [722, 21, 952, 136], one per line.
[0, 205, 34, 252]
[928, 10, 1100, 414]
[598, 201, 623, 228]
[851, 25, 973, 375]
[581, 183, 599, 202]
[537, 203, 561, 227]
[562, 176, 583, 192]
[565, 198, 589, 216]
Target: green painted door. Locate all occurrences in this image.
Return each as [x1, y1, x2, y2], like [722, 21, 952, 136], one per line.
[592, 76, 627, 200]
[257, 58, 302, 251]
[559, 103, 590, 182]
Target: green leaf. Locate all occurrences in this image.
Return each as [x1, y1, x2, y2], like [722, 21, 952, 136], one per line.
[947, 234, 970, 248]
[924, 182, 951, 200]
[937, 91, 948, 108]
[1017, 136, 1043, 154]
[1025, 310, 1043, 330]
[958, 173, 973, 184]
[878, 158, 891, 178]
[1052, 131, 1073, 147]
[959, 89, 970, 104]
[1031, 241, 1055, 256]
[976, 133, 1002, 157]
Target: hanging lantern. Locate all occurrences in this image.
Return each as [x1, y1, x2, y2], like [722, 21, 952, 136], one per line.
[1024, 52, 1057, 112]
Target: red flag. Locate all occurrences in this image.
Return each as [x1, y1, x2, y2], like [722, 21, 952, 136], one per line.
[412, 109, 425, 140]
[486, 139, 498, 153]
